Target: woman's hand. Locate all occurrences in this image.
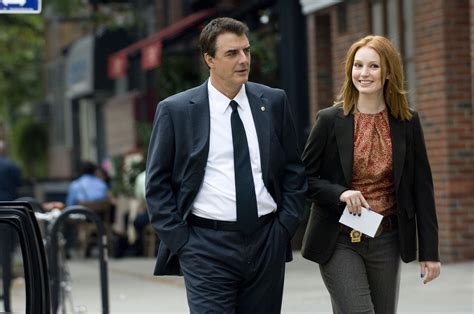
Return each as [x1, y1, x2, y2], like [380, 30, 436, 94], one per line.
[420, 261, 441, 284]
[339, 190, 370, 216]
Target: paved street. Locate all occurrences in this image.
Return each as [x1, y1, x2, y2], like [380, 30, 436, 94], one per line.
[9, 252, 474, 313]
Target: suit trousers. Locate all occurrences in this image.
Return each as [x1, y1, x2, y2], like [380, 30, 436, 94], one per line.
[178, 217, 288, 314]
[319, 230, 401, 314]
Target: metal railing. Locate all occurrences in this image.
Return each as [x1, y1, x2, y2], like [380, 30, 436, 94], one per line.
[47, 205, 109, 314]
[0, 201, 51, 314]
[1, 201, 110, 314]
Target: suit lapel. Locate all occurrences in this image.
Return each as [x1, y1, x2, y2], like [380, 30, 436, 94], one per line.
[246, 83, 270, 184]
[335, 110, 354, 187]
[187, 82, 271, 185]
[388, 113, 406, 191]
[189, 81, 210, 171]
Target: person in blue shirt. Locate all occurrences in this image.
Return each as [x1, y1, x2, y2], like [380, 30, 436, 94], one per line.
[65, 161, 110, 258]
[66, 161, 108, 206]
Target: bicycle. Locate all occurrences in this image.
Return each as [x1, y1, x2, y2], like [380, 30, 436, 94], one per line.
[35, 205, 109, 314]
[35, 208, 81, 313]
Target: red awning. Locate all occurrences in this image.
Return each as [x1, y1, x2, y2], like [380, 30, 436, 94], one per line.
[108, 8, 217, 79]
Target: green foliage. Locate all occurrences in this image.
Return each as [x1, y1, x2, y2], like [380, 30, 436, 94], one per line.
[0, 15, 46, 178]
[46, 0, 136, 33]
[110, 155, 127, 196]
[109, 121, 151, 197]
[11, 117, 48, 179]
[155, 54, 202, 100]
[0, 15, 44, 122]
[110, 152, 145, 197]
[248, 31, 279, 87]
[46, 0, 86, 17]
[153, 32, 279, 95]
[136, 121, 152, 158]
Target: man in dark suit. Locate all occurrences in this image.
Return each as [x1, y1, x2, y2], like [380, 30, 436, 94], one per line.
[145, 17, 307, 313]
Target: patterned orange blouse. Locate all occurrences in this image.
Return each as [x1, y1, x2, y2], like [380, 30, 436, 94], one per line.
[352, 108, 396, 217]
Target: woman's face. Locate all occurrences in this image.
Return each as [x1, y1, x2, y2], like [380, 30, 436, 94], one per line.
[351, 46, 385, 97]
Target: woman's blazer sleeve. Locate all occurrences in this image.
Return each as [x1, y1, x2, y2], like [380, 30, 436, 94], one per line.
[412, 112, 440, 261]
[302, 110, 348, 215]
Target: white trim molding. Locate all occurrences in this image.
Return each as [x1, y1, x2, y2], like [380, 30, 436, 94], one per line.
[299, 0, 342, 15]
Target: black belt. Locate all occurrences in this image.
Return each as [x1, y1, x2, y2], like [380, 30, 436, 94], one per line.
[188, 213, 275, 231]
[377, 214, 398, 236]
[340, 214, 398, 239]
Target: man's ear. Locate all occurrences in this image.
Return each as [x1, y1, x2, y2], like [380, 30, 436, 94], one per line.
[204, 53, 214, 68]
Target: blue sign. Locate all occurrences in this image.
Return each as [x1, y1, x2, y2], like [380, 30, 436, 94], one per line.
[0, 0, 41, 14]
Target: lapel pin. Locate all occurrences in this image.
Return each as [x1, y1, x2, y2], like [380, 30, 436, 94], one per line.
[260, 106, 266, 112]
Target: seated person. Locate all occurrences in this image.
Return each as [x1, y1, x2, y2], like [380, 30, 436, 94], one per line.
[66, 161, 108, 206]
[65, 161, 109, 257]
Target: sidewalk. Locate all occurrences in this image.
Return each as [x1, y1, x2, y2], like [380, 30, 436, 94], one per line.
[9, 252, 474, 313]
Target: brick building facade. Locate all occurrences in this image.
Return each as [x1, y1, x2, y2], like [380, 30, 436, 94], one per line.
[301, 0, 473, 262]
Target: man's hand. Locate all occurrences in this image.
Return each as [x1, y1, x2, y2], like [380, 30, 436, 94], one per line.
[420, 261, 441, 284]
[339, 190, 370, 216]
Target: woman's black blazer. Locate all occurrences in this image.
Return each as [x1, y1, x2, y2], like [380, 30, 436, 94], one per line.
[301, 105, 439, 264]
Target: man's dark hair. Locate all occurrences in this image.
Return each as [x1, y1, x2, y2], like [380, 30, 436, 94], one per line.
[80, 161, 97, 175]
[199, 17, 249, 58]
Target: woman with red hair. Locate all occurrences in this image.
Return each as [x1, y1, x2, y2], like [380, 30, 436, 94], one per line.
[302, 35, 441, 313]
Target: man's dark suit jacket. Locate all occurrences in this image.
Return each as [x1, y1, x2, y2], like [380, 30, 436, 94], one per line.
[301, 105, 439, 265]
[145, 80, 307, 275]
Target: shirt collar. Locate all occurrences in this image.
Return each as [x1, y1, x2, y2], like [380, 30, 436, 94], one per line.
[233, 85, 247, 111]
[207, 80, 247, 114]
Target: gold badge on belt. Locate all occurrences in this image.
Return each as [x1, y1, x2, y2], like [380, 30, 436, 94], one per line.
[350, 229, 362, 243]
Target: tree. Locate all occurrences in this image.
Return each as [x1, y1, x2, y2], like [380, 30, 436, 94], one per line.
[0, 15, 44, 124]
[0, 15, 45, 181]
[11, 117, 48, 179]
[0, 1, 130, 125]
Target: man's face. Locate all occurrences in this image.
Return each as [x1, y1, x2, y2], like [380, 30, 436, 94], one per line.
[205, 32, 250, 97]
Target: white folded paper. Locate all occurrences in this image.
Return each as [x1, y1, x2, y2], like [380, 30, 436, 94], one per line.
[339, 206, 383, 238]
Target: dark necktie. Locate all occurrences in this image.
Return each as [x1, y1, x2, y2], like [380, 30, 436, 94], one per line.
[229, 100, 258, 234]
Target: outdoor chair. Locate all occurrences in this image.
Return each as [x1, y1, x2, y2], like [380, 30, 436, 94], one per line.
[77, 199, 113, 257]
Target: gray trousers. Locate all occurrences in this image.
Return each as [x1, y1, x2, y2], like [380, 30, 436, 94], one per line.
[319, 230, 401, 314]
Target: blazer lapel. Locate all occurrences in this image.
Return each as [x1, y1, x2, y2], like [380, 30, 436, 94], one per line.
[388, 113, 406, 191]
[335, 110, 354, 187]
[246, 83, 270, 184]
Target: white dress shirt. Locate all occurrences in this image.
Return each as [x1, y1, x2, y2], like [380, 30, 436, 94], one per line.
[191, 81, 277, 221]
